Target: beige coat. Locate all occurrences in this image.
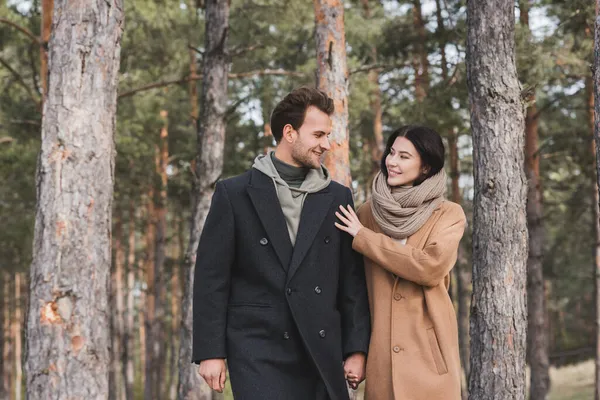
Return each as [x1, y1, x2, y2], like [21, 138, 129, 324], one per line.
[353, 200, 466, 400]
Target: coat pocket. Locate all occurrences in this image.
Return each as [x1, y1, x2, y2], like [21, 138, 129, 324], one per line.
[427, 327, 448, 375]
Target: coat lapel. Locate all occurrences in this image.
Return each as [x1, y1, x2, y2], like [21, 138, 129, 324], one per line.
[286, 189, 333, 282]
[247, 169, 293, 271]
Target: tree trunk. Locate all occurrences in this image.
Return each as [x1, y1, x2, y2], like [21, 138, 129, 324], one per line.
[590, 9, 600, 389]
[466, 1, 528, 399]
[112, 215, 126, 400]
[178, 1, 230, 399]
[138, 254, 147, 394]
[0, 272, 4, 400]
[169, 254, 181, 400]
[14, 273, 22, 400]
[124, 202, 136, 400]
[2, 273, 12, 399]
[519, 2, 550, 399]
[144, 189, 157, 400]
[40, 0, 53, 101]
[150, 109, 170, 398]
[412, 0, 429, 102]
[361, 0, 384, 193]
[314, 0, 351, 187]
[449, 129, 470, 397]
[25, 1, 124, 398]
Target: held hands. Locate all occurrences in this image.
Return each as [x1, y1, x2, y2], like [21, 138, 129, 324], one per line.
[335, 205, 364, 238]
[344, 352, 366, 390]
[198, 359, 227, 393]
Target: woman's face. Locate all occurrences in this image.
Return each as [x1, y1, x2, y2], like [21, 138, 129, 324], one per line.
[385, 137, 428, 187]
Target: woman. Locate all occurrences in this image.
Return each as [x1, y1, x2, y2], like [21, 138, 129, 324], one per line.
[335, 125, 466, 400]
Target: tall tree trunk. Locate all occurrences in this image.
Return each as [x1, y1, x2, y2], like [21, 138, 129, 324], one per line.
[435, 2, 470, 389]
[590, 8, 600, 389]
[138, 254, 147, 394]
[144, 189, 157, 400]
[25, 1, 124, 398]
[0, 272, 4, 400]
[3, 274, 12, 399]
[170, 252, 181, 400]
[412, 0, 429, 102]
[520, 2, 550, 399]
[150, 109, 170, 398]
[111, 215, 126, 400]
[466, 1, 528, 399]
[40, 0, 53, 101]
[178, 1, 230, 399]
[124, 201, 136, 400]
[449, 129, 470, 397]
[314, 0, 351, 187]
[14, 273, 22, 400]
[361, 0, 384, 193]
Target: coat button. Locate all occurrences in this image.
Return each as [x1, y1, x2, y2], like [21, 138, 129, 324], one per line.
[393, 346, 401, 353]
[286, 288, 292, 295]
[260, 237, 268, 246]
[394, 293, 402, 301]
[324, 236, 330, 244]
[319, 330, 326, 338]
[283, 331, 290, 340]
[314, 286, 322, 294]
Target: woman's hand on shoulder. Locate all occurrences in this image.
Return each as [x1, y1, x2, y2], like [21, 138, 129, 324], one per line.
[335, 204, 364, 237]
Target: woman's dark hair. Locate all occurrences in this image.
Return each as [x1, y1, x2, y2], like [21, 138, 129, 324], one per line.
[380, 125, 445, 185]
[270, 86, 334, 142]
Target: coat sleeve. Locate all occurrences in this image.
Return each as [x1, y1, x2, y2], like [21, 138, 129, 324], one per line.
[353, 205, 466, 288]
[337, 188, 371, 359]
[192, 181, 235, 363]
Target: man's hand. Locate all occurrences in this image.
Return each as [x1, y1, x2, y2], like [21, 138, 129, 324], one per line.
[343, 352, 366, 390]
[198, 359, 227, 393]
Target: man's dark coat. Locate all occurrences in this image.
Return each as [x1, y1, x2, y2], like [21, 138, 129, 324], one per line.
[192, 168, 370, 400]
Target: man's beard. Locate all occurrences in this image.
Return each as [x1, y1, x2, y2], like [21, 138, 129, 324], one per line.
[291, 144, 321, 169]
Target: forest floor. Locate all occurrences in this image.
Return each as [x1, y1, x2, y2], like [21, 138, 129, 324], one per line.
[220, 359, 594, 400]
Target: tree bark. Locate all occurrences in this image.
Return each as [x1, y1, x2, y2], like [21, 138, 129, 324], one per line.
[149, 109, 170, 398]
[25, 1, 124, 398]
[41, 0, 53, 101]
[590, 7, 600, 390]
[412, 0, 429, 102]
[144, 188, 157, 400]
[449, 129, 470, 398]
[178, 1, 230, 399]
[314, 0, 351, 187]
[361, 0, 384, 193]
[110, 216, 125, 400]
[2, 273, 12, 399]
[0, 272, 4, 400]
[520, 2, 550, 399]
[124, 201, 136, 400]
[14, 273, 23, 400]
[466, 1, 528, 399]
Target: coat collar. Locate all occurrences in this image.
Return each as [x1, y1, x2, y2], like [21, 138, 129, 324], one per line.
[246, 168, 333, 278]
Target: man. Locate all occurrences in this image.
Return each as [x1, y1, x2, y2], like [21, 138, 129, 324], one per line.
[192, 87, 370, 400]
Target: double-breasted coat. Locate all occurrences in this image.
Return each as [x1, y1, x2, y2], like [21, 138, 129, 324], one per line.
[192, 168, 371, 400]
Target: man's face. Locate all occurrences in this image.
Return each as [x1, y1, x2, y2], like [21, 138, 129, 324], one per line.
[290, 106, 332, 169]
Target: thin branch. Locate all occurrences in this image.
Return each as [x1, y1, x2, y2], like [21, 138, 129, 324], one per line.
[118, 69, 306, 99]
[349, 63, 410, 75]
[228, 43, 264, 59]
[0, 18, 42, 44]
[188, 44, 204, 57]
[229, 69, 305, 79]
[0, 57, 41, 108]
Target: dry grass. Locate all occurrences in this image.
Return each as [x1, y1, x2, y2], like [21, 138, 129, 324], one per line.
[220, 360, 596, 399]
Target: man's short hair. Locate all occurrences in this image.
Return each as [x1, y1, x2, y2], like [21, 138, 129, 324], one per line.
[270, 87, 334, 142]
